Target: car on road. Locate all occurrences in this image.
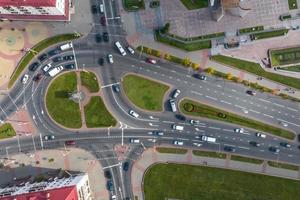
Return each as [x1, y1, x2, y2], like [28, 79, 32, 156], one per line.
[255, 132, 266, 138]
[103, 32, 109, 42]
[29, 62, 39, 71]
[129, 110, 139, 118]
[63, 55, 74, 60]
[173, 140, 183, 146]
[280, 121, 288, 127]
[175, 114, 186, 121]
[193, 143, 202, 147]
[22, 74, 29, 84]
[52, 56, 63, 62]
[146, 58, 157, 64]
[193, 74, 206, 80]
[64, 64, 75, 69]
[48, 49, 60, 56]
[172, 89, 181, 98]
[98, 57, 104, 66]
[106, 180, 114, 191]
[100, 16, 106, 26]
[123, 162, 129, 171]
[91, 5, 98, 14]
[269, 146, 280, 153]
[65, 140, 75, 146]
[280, 142, 291, 148]
[44, 135, 55, 140]
[154, 131, 164, 136]
[127, 46, 135, 54]
[169, 99, 177, 112]
[33, 73, 42, 82]
[38, 54, 48, 62]
[224, 146, 236, 152]
[42, 63, 52, 73]
[107, 54, 114, 64]
[246, 90, 256, 96]
[249, 141, 260, 147]
[99, 4, 104, 13]
[111, 195, 117, 200]
[96, 33, 102, 43]
[189, 119, 201, 125]
[129, 138, 140, 144]
[172, 125, 184, 131]
[104, 170, 112, 179]
[112, 84, 120, 93]
[234, 128, 244, 133]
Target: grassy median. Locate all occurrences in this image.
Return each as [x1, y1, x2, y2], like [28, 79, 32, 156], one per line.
[156, 147, 188, 154]
[268, 161, 299, 171]
[0, 123, 16, 139]
[123, 0, 145, 11]
[122, 74, 169, 111]
[144, 163, 300, 200]
[80, 71, 99, 93]
[212, 54, 300, 90]
[84, 96, 117, 128]
[46, 72, 82, 128]
[9, 33, 81, 88]
[180, 0, 208, 10]
[231, 155, 263, 164]
[193, 150, 226, 159]
[180, 99, 295, 140]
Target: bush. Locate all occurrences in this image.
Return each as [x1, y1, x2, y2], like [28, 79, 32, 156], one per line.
[218, 113, 227, 118]
[160, 23, 170, 34]
[183, 103, 194, 112]
[150, 0, 160, 8]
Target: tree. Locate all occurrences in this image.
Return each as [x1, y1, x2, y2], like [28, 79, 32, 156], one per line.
[226, 73, 233, 80]
[164, 53, 171, 60]
[206, 67, 215, 74]
[191, 63, 199, 70]
[146, 48, 152, 55]
[182, 58, 191, 67]
[160, 22, 170, 34]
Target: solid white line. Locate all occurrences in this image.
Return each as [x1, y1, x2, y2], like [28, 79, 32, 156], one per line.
[162, 121, 174, 123]
[249, 109, 260, 114]
[258, 98, 271, 103]
[205, 95, 217, 101]
[234, 105, 246, 109]
[191, 91, 203, 96]
[101, 82, 120, 88]
[222, 129, 233, 132]
[231, 89, 237, 92]
[238, 146, 249, 150]
[216, 85, 222, 88]
[287, 107, 298, 112]
[273, 103, 284, 108]
[224, 144, 235, 147]
[208, 127, 221, 130]
[276, 118, 300, 127]
[263, 113, 274, 118]
[220, 100, 232, 105]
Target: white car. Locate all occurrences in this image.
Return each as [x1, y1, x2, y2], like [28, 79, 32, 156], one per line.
[108, 54, 114, 64]
[22, 74, 29, 84]
[172, 125, 184, 131]
[42, 63, 52, 72]
[190, 119, 201, 125]
[129, 138, 140, 143]
[44, 135, 55, 140]
[256, 132, 266, 138]
[193, 143, 202, 147]
[173, 140, 183, 146]
[280, 122, 288, 127]
[111, 195, 116, 200]
[173, 89, 181, 99]
[129, 110, 139, 118]
[127, 46, 135, 54]
[234, 128, 244, 133]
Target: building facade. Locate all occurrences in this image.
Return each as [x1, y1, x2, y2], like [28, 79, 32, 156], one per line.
[0, 0, 70, 21]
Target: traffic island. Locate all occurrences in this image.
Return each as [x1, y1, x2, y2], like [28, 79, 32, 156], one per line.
[122, 74, 169, 111]
[0, 123, 16, 140]
[45, 72, 82, 129]
[80, 71, 100, 93]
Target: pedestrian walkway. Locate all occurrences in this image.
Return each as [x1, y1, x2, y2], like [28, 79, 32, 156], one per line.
[131, 148, 300, 200]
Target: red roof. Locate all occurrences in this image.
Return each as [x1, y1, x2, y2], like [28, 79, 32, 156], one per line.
[0, 185, 78, 200]
[0, 0, 57, 7]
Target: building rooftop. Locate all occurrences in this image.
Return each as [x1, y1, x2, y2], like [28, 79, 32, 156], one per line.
[0, 0, 56, 7]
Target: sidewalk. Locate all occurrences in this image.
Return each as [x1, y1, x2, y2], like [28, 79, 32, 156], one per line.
[131, 148, 300, 200]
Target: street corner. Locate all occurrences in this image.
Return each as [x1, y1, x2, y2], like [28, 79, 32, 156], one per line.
[0, 57, 15, 88]
[26, 22, 49, 46]
[7, 108, 35, 137]
[0, 28, 25, 57]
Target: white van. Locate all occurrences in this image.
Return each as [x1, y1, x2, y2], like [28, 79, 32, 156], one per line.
[115, 41, 126, 56]
[59, 43, 73, 51]
[42, 63, 52, 73]
[48, 66, 64, 77]
[201, 136, 216, 143]
[169, 99, 177, 112]
[172, 125, 184, 131]
[100, 4, 104, 13]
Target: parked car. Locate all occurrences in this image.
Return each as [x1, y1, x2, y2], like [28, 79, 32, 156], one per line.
[29, 62, 39, 71]
[91, 5, 98, 14]
[100, 16, 106, 26]
[193, 74, 206, 80]
[112, 85, 120, 93]
[98, 57, 104, 66]
[63, 55, 74, 60]
[65, 140, 75, 146]
[104, 171, 112, 179]
[246, 90, 256, 96]
[234, 128, 244, 133]
[33, 73, 42, 82]
[146, 58, 157, 64]
[123, 162, 129, 171]
[38, 54, 48, 62]
[269, 146, 280, 153]
[52, 56, 63, 62]
[255, 132, 266, 138]
[64, 64, 75, 69]
[280, 142, 291, 148]
[103, 32, 109, 42]
[106, 180, 114, 191]
[22, 74, 29, 84]
[175, 114, 186, 121]
[224, 146, 236, 152]
[127, 46, 135, 54]
[44, 135, 55, 140]
[249, 141, 260, 147]
[107, 54, 114, 64]
[96, 33, 102, 43]
[48, 49, 60, 56]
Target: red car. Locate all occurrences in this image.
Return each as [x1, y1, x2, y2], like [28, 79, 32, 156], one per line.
[65, 140, 75, 146]
[146, 58, 157, 64]
[100, 16, 106, 26]
[33, 73, 42, 82]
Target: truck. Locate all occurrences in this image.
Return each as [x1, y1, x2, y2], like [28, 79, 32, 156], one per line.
[48, 66, 64, 77]
[201, 136, 216, 143]
[59, 43, 73, 51]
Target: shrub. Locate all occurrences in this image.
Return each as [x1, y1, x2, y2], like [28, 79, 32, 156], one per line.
[206, 67, 215, 74]
[183, 103, 194, 112]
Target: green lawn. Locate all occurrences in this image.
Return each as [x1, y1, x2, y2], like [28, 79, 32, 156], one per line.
[250, 29, 288, 40]
[192, 150, 226, 159]
[123, 0, 145, 11]
[231, 155, 263, 164]
[144, 163, 300, 200]
[84, 96, 117, 128]
[270, 46, 300, 66]
[211, 55, 300, 90]
[0, 123, 16, 139]
[156, 147, 188, 154]
[9, 33, 81, 88]
[239, 26, 264, 34]
[122, 74, 169, 111]
[80, 71, 99, 93]
[288, 0, 298, 10]
[180, 0, 208, 10]
[268, 161, 299, 171]
[279, 65, 300, 72]
[155, 30, 212, 51]
[180, 99, 295, 140]
[46, 72, 82, 128]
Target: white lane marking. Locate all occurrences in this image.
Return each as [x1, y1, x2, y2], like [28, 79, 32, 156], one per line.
[263, 113, 274, 118]
[287, 107, 298, 112]
[155, 65, 160, 68]
[186, 75, 191, 78]
[273, 103, 284, 108]
[171, 70, 176, 73]
[162, 121, 174, 123]
[288, 155, 293, 157]
[216, 85, 222, 88]
[234, 105, 246, 109]
[194, 125, 206, 128]
[276, 118, 300, 127]
[260, 149, 265, 152]
[249, 109, 260, 114]
[224, 144, 235, 147]
[259, 98, 271, 103]
[149, 123, 159, 127]
[205, 95, 217, 101]
[223, 129, 233, 132]
[176, 138, 189, 141]
[238, 146, 250, 150]
[101, 82, 120, 88]
[231, 89, 237, 92]
[220, 100, 232, 105]
[208, 127, 221, 130]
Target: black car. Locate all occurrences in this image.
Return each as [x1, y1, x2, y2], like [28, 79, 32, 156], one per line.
[52, 56, 63, 62]
[63, 55, 74, 60]
[224, 146, 236, 152]
[98, 57, 104, 66]
[91, 5, 98, 14]
[175, 114, 186, 121]
[193, 74, 206, 80]
[64, 64, 75, 69]
[112, 85, 120, 93]
[38, 54, 48, 62]
[269, 146, 280, 153]
[48, 49, 60, 56]
[96, 33, 102, 43]
[280, 142, 291, 148]
[246, 90, 256, 96]
[103, 32, 109, 42]
[29, 62, 39, 71]
[104, 171, 112, 179]
[123, 162, 129, 171]
[249, 141, 260, 147]
[106, 180, 114, 191]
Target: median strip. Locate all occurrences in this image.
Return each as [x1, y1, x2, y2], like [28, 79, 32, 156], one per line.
[156, 147, 188, 154]
[268, 161, 299, 171]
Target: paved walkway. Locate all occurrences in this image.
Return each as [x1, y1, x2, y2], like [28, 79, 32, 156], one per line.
[131, 147, 300, 200]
